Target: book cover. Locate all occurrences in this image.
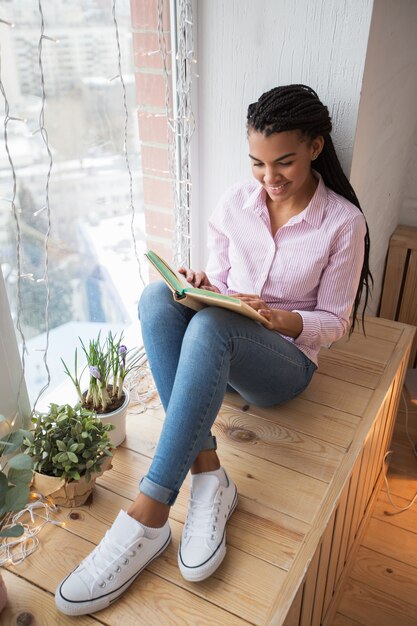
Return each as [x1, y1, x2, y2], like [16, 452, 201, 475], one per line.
[145, 250, 273, 328]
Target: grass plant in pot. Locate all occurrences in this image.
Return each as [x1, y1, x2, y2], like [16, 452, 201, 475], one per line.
[0, 416, 33, 613]
[62, 331, 140, 447]
[23, 403, 113, 508]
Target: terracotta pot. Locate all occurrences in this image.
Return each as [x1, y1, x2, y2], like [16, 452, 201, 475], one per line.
[0, 571, 7, 614]
[31, 456, 112, 507]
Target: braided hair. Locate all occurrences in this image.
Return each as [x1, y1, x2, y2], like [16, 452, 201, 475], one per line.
[247, 84, 373, 334]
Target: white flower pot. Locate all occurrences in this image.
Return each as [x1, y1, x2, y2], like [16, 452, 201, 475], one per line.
[97, 388, 129, 447]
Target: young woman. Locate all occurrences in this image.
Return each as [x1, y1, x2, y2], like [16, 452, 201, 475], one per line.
[56, 84, 372, 616]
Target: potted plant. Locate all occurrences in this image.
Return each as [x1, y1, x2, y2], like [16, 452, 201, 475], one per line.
[62, 331, 140, 446]
[23, 403, 113, 508]
[0, 416, 33, 612]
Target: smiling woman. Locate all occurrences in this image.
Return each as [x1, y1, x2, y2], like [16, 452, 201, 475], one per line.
[52, 83, 374, 619]
[248, 130, 324, 234]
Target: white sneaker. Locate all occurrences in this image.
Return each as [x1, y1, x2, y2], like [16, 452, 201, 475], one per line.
[178, 469, 238, 582]
[55, 510, 171, 615]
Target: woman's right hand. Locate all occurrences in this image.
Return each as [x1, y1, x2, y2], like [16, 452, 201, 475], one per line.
[178, 267, 220, 293]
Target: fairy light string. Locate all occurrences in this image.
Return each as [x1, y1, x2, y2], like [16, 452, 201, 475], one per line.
[173, 0, 196, 267]
[0, 29, 28, 427]
[157, 0, 195, 267]
[0, 493, 63, 567]
[30, 0, 55, 412]
[112, 0, 145, 287]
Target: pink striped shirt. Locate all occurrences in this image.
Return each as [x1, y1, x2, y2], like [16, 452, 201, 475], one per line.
[205, 173, 366, 365]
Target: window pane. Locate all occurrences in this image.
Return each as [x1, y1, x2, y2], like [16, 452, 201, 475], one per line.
[0, 0, 153, 407]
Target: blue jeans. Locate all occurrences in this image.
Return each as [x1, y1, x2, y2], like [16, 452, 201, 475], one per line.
[138, 281, 316, 505]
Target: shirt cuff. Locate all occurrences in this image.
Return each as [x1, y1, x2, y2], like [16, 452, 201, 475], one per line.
[292, 310, 321, 345]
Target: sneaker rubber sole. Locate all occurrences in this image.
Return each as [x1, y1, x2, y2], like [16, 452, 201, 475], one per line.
[55, 531, 171, 616]
[178, 488, 238, 582]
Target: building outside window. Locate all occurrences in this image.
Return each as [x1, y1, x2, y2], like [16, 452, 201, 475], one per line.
[0, 0, 173, 411]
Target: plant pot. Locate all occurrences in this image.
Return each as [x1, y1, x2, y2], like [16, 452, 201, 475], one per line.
[0, 571, 7, 614]
[31, 456, 112, 507]
[91, 388, 130, 448]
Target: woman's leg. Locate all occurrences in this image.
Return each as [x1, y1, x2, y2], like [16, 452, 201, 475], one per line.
[138, 281, 217, 455]
[139, 305, 316, 507]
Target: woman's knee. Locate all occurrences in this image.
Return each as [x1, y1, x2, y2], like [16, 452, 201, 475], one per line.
[138, 281, 171, 320]
[185, 307, 234, 347]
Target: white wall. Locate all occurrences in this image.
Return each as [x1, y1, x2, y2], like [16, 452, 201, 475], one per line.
[400, 131, 417, 227]
[193, 0, 374, 266]
[350, 0, 417, 313]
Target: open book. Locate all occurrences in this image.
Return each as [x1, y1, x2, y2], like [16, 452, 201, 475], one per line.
[145, 249, 273, 328]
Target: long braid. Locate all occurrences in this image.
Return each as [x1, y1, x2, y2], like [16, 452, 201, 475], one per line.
[247, 85, 373, 334]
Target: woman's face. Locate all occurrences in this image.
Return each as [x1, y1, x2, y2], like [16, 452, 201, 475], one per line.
[248, 129, 323, 206]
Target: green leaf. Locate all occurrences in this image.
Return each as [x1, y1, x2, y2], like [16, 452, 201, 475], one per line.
[8, 453, 33, 471]
[55, 452, 68, 463]
[67, 452, 78, 463]
[3, 485, 30, 513]
[8, 467, 33, 486]
[0, 524, 25, 538]
[56, 440, 67, 452]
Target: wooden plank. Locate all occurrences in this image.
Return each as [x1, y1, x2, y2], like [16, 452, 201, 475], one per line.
[0, 569, 102, 625]
[299, 373, 372, 417]
[347, 436, 372, 555]
[282, 585, 303, 626]
[351, 316, 404, 342]
[362, 517, 417, 569]
[214, 408, 345, 482]
[323, 485, 349, 615]
[316, 355, 381, 390]
[358, 419, 379, 521]
[350, 545, 417, 609]
[377, 443, 417, 502]
[372, 490, 417, 535]
[335, 457, 362, 585]
[5, 520, 272, 625]
[326, 332, 397, 368]
[299, 546, 320, 626]
[330, 613, 364, 626]
[266, 323, 414, 625]
[222, 395, 360, 449]
[398, 249, 417, 326]
[336, 577, 417, 626]
[388, 225, 417, 251]
[379, 244, 408, 319]
[123, 406, 344, 482]
[311, 510, 336, 626]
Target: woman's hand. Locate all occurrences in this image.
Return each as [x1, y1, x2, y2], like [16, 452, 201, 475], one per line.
[234, 293, 271, 318]
[178, 267, 221, 293]
[234, 293, 303, 337]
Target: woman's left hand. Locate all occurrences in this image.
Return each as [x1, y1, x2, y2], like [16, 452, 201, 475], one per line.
[233, 293, 271, 319]
[234, 293, 303, 337]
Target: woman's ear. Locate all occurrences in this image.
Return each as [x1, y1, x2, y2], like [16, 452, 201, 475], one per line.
[311, 136, 324, 160]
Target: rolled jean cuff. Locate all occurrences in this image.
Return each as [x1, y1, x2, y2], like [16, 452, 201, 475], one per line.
[139, 475, 179, 506]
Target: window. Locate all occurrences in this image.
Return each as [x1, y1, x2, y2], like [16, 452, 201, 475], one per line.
[0, 0, 174, 411]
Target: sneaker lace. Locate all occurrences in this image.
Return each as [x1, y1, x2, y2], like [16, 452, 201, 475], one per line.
[82, 532, 137, 586]
[184, 497, 221, 541]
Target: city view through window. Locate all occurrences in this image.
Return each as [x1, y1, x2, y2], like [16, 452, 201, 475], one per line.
[0, 0, 150, 407]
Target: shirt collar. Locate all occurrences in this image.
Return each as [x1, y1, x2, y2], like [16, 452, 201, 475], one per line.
[245, 171, 328, 228]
